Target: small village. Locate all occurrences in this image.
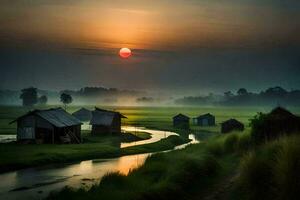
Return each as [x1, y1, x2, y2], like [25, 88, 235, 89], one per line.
[9, 106, 300, 148]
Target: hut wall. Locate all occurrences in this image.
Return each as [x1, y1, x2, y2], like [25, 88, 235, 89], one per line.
[221, 123, 244, 134]
[111, 116, 121, 134]
[173, 119, 189, 129]
[17, 116, 36, 140]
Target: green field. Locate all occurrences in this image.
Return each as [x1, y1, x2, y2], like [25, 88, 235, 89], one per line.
[2, 105, 299, 135]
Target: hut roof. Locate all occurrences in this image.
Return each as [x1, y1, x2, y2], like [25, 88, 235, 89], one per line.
[267, 107, 299, 120]
[95, 107, 127, 118]
[72, 108, 91, 115]
[221, 118, 243, 126]
[72, 108, 92, 120]
[173, 113, 190, 120]
[10, 108, 82, 127]
[90, 108, 127, 126]
[196, 113, 214, 119]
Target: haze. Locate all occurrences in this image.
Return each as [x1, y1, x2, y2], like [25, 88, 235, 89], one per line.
[0, 0, 299, 94]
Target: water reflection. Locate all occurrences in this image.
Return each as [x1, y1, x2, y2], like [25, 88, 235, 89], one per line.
[0, 127, 199, 200]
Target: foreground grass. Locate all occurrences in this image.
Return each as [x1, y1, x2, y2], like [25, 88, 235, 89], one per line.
[48, 131, 250, 200]
[233, 135, 300, 200]
[48, 131, 300, 200]
[0, 133, 188, 173]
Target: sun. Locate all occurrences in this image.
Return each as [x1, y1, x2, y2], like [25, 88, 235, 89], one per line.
[119, 48, 132, 58]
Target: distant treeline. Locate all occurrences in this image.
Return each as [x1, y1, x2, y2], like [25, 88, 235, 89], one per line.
[0, 87, 144, 105]
[175, 87, 300, 106]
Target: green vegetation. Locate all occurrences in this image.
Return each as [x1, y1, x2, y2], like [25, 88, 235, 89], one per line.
[0, 132, 187, 173]
[235, 135, 300, 200]
[1, 105, 300, 199]
[48, 131, 249, 200]
[48, 119, 300, 200]
[0, 105, 285, 135]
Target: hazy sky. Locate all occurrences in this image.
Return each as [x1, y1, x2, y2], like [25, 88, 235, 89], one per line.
[0, 0, 299, 94]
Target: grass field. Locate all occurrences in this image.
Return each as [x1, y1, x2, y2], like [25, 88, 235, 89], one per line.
[2, 105, 300, 135]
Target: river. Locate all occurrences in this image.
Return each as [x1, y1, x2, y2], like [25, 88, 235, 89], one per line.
[0, 127, 199, 200]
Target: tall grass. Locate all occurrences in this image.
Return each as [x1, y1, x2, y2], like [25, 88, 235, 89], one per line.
[206, 131, 253, 156]
[237, 135, 300, 200]
[48, 132, 244, 200]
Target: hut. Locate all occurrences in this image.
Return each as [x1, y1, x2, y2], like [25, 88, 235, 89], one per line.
[10, 108, 82, 144]
[90, 107, 127, 135]
[72, 108, 92, 122]
[221, 119, 244, 133]
[193, 113, 215, 126]
[173, 114, 190, 129]
[251, 107, 300, 143]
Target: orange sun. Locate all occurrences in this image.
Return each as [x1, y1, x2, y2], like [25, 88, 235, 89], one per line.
[119, 48, 132, 58]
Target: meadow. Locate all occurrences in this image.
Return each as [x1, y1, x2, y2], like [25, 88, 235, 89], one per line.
[1, 105, 300, 199]
[2, 105, 297, 135]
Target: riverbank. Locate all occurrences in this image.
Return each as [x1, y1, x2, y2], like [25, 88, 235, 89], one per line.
[48, 131, 246, 200]
[0, 130, 188, 174]
[48, 130, 300, 200]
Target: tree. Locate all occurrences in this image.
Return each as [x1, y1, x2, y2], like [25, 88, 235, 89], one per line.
[237, 88, 248, 96]
[20, 87, 38, 106]
[38, 95, 48, 105]
[60, 93, 73, 110]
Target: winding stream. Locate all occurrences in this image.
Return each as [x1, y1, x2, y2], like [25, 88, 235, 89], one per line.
[0, 127, 199, 200]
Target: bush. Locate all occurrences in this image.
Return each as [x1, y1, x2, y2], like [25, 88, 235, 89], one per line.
[249, 112, 268, 144]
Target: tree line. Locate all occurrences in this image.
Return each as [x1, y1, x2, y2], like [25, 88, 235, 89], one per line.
[175, 86, 300, 106]
[20, 87, 73, 109]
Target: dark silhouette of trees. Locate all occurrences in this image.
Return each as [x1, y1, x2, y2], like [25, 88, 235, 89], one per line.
[175, 86, 300, 106]
[60, 93, 73, 110]
[20, 87, 38, 107]
[237, 88, 248, 96]
[38, 95, 48, 105]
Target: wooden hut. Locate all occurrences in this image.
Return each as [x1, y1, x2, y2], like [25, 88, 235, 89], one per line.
[90, 107, 127, 135]
[252, 107, 300, 143]
[221, 119, 244, 133]
[72, 108, 92, 122]
[193, 113, 215, 126]
[173, 114, 190, 129]
[10, 108, 82, 144]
